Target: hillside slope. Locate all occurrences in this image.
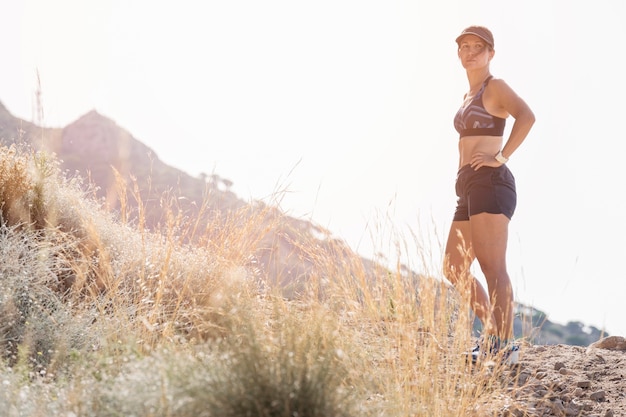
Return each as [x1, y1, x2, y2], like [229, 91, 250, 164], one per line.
[1, 103, 380, 296]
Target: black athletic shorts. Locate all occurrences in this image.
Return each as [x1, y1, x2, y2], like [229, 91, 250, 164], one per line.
[453, 164, 517, 221]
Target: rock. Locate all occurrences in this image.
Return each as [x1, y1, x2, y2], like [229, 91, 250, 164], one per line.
[590, 390, 606, 401]
[564, 403, 580, 416]
[549, 399, 566, 414]
[517, 370, 531, 385]
[586, 336, 626, 353]
[576, 380, 592, 388]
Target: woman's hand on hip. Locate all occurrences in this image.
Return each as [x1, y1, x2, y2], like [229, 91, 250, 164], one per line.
[470, 152, 503, 170]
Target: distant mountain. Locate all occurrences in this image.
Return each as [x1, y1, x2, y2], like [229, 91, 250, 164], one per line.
[56, 109, 247, 224]
[0, 101, 608, 345]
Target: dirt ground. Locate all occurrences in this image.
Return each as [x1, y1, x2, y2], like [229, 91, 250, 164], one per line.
[480, 336, 626, 416]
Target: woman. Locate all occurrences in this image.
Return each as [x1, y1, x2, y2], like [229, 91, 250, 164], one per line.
[444, 26, 535, 364]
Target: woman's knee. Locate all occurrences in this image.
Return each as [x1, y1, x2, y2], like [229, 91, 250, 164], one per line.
[481, 266, 513, 295]
[479, 262, 507, 281]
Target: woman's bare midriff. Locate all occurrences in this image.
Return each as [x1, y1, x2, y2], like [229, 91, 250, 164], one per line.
[458, 135, 503, 168]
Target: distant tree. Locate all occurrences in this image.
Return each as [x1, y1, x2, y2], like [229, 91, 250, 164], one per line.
[565, 334, 588, 347]
[546, 324, 564, 338]
[565, 321, 584, 333]
[222, 178, 233, 189]
[586, 325, 608, 341]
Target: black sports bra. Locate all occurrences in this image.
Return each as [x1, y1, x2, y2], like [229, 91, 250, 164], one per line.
[454, 76, 506, 138]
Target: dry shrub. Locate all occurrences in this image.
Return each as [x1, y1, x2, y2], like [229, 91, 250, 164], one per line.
[0, 145, 55, 228]
[0, 144, 263, 363]
[84, 299, 356, 417]
[0, 223, 99, 375]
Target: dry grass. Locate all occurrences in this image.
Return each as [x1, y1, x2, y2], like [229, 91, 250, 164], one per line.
[0, 144, 521, 416]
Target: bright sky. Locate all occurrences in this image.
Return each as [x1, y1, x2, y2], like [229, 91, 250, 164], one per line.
[2, 0, 626, 337]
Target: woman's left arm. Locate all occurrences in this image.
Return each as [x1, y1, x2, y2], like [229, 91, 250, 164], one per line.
[491, 79, 536, 160]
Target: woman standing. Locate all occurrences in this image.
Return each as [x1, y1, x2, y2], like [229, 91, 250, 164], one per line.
[444, 26, 535, 364]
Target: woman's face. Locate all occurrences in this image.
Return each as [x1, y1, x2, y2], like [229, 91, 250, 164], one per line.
[457, 35, 494, 69]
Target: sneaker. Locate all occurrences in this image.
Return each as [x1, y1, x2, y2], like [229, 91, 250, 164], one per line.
[466, 336, 496, 364]
[466, 336, 519, 365]
[501, 343, 520, 365]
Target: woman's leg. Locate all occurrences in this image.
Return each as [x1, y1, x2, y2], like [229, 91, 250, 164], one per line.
[468, 212, 514, 340]
[444, 220, 496, 335]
